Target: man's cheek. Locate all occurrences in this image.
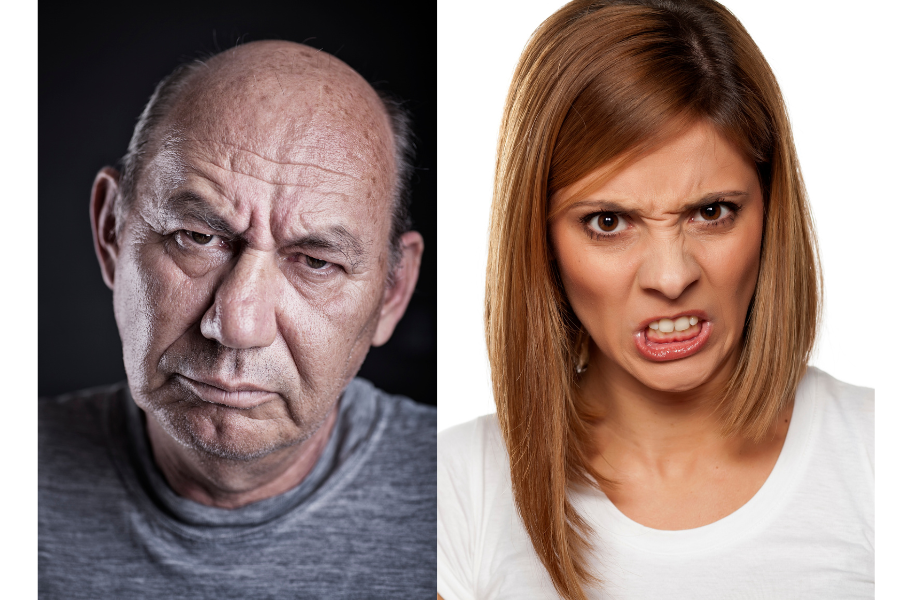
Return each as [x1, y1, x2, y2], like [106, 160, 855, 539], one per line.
[120, 247, 208, 359]
[285, 286, 379, 360]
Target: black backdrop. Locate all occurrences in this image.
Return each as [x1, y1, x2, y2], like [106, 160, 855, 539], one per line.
[38, 2, 436, 405]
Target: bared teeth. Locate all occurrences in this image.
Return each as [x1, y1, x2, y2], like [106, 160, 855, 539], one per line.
[648, 316, 701, 333]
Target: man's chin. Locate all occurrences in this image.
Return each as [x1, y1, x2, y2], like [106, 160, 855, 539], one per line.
[159, 408, 306, 462]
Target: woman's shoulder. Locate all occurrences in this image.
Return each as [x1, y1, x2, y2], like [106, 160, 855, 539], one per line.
[804, 365, 873, 404]
[437, 414, 517, 524]
[795, 366, 873, 487]
[802, 366, 873, 442]
[439, 413, 501, 446]
[438, 414, 509, 476]
[438, 416, 550, 598]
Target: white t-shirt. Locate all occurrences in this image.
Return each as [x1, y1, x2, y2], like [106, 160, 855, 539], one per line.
[438, 367, 873, 599]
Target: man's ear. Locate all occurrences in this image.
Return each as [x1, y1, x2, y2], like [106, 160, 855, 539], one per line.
[371, 231, 424, 347]
[90, 167, 122, 290]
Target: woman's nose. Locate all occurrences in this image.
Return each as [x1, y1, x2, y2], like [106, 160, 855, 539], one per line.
[200, 250, 278, 349]
[636, 235, 701, 300]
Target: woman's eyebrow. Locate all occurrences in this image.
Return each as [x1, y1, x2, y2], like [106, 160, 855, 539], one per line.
[566, 199, 631, 213]
[566, 190, 750, 213]
[683, 190, 750, 210]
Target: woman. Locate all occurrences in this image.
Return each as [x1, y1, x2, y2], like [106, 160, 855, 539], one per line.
[437, 1, 873, 598]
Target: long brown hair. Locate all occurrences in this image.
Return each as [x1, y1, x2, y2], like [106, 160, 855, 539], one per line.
[484, 1, 820, 598]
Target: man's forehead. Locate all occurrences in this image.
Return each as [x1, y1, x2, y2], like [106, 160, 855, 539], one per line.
[135, 41, 397, 241]
[145, 132, 391, 217]
[179, 136, 372, 192]
[165, 42, 394, 169]
[171, 103, 392, 184]
[144, 153, 388, 244]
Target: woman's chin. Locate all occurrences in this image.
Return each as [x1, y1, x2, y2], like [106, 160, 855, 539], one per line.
[617, 351, 727, 395]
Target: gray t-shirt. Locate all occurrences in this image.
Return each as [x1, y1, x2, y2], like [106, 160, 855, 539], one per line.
[39, 378, 436, 599]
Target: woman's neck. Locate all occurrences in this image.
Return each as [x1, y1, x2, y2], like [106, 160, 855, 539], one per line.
[579, 350, 792, 529]
[582, 350, 736, 461]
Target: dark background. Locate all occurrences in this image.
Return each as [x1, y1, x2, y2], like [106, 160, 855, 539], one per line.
[39, 1, 436, 405]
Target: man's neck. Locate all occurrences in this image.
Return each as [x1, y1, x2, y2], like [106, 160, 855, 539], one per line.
[144, 406, 339, 509]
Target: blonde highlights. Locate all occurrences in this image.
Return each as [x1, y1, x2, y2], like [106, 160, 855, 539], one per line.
[485, 1, 820, 598]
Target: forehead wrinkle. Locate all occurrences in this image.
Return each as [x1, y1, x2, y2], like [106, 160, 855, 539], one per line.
[159, 190, 240, 235]
[186, 156, 362, 197]
[173, 154, 372, 250]
[199, 139, 365, 183]
[182, 141, 370, 192]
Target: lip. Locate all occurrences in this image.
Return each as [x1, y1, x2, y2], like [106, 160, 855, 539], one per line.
[633, 318, 712, 362]
[176, 374, 279, 409]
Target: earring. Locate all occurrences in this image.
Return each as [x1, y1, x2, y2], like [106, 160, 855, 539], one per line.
[575, 328, 590, 374]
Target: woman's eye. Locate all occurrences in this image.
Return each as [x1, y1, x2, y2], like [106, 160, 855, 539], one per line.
[305, 255, 329, 270]
[188, 231, 214, 245]
[696, 202, 732, 222]
[587, 212, 627, 235]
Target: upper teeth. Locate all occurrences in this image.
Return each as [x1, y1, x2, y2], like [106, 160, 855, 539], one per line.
[648, 316, 699, 332]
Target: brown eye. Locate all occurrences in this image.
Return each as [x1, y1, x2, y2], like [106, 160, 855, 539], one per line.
[586, 212, 627, 236]
[699, 204, 722, 221]
[305, 255, 328, 269]
[598, 213, 619, 232]
[189, 231, 214, 245]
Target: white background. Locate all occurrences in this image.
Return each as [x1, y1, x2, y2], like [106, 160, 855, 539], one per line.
[437, 0, 898, 594]
[3, 0, 37, 594]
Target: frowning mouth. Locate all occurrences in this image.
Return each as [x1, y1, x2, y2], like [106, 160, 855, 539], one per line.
[176, 374, 278, 409]
[633, 314, 711, 362]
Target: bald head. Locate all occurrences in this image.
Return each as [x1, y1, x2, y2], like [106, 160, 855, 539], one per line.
[116, 41, 414, 259]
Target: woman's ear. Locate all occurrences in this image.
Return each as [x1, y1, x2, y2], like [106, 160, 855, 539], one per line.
[90, 167, 122, 290]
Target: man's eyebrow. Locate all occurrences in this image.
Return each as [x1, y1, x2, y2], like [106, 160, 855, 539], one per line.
[162, 191, 238, 236]
[288, 226, 367, 268]
[567, 190, 750, 214]
[162, 191, 368, 266]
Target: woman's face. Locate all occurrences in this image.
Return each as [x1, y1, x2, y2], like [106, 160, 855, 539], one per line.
[549, 121, 764, 394]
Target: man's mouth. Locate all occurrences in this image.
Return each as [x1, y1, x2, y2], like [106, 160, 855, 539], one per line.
[634, 314, 710, 361]
[176, 374, 279, 409]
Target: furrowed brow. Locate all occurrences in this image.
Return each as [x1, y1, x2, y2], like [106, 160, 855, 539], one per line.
[566, 199, 631, 213]
[675, 191, 750, 213]
[162, 191, 238, 236]
[289, 226, 367, 269]
[567, 191, 750, 214]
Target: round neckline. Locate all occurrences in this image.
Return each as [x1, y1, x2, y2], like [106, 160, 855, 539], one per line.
[573, 368, 820, 555]
[106, 378, 385, 539]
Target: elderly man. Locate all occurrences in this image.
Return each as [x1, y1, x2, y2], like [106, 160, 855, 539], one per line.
[39, 41, 433, 597]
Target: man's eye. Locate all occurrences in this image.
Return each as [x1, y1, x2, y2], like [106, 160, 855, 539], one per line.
[188, 231, 214, 245]
[305, 255, 329, 270]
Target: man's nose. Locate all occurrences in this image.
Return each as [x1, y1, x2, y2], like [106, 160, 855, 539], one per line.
[636, 235, 701, 300]
[200, 250, 278, 349]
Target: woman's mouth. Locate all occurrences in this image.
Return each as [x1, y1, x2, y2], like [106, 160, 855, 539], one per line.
[634, 315, 711, 361]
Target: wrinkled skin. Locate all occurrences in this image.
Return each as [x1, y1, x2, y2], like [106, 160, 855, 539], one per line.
[91, 41, 423, 507]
